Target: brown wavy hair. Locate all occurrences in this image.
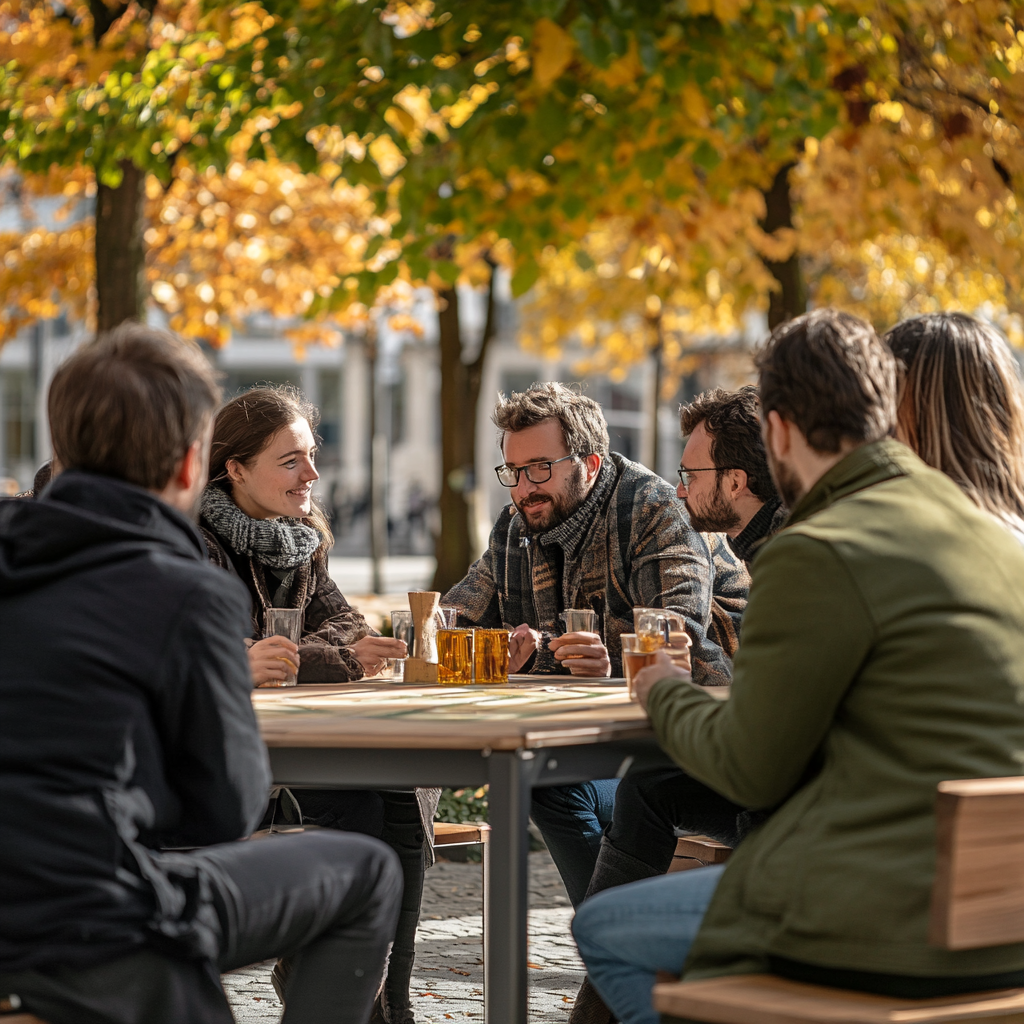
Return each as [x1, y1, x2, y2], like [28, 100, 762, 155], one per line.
[208, 385, 334, 551]
[884, 313, 1024, 527]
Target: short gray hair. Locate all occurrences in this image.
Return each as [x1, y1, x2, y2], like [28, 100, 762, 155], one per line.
[492, 382, 610, 457]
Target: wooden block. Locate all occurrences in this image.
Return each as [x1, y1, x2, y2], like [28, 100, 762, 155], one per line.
[403, 658, 438, 683]
[929, 778, 1024, 950]
[673, 834, 733, 866]
[433, 822, 491, 846]
[0, 1016, 50, 1024]
[653, 974, 1024, 1024]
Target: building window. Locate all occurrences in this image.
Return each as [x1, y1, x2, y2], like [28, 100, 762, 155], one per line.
[317, 369, 342, 462]
[2, 371, 36, 472]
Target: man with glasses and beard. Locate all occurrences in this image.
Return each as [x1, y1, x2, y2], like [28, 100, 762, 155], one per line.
[443, 382, 748, 909]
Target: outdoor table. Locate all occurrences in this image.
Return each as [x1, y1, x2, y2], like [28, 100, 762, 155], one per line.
[252, 677, 698, 1024]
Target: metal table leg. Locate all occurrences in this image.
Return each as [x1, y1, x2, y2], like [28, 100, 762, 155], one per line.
[485, 749, 531, 1024]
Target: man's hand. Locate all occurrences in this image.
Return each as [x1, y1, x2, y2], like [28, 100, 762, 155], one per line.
[633, 651, 691, 709]
[247, 636, 300, 686]
[353, 635, 408, 677]
[509, 623, 541, 673]
[549, 631, 612, 677]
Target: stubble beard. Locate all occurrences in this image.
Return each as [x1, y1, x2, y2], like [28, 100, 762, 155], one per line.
[684, 478, 743, 534]
[516, 466, 590, 534]
[766, 450, 803, 509]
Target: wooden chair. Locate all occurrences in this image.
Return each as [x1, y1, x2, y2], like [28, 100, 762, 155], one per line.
[670, 834, 734, 873]
[0, 823, 491, 1024]
[654, 777, 1024, 1024]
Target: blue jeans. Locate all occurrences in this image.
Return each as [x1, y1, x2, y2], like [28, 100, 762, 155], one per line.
[530, 780, 619, 907]
[572, 865, 726, 1024]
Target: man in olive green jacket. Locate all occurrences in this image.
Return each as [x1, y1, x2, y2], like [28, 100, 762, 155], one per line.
[571, 310, 1024, 1024]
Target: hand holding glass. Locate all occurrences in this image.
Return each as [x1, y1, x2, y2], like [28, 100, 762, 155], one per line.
[263, 607, 303, 687]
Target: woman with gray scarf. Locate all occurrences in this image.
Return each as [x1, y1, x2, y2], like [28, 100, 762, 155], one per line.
[200, 386, 435, 1024]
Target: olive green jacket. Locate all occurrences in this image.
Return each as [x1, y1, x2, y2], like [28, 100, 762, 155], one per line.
[647, 440, 1024, 979]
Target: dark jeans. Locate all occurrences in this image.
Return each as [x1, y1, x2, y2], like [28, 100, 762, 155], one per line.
[0, 831, 402, 1024]
[531, 780, 619, 908]
[532, 768, 765, 906]
[608, 765, 763, 873]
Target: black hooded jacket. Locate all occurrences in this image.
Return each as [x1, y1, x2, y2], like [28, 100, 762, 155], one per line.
[0, 472, 270, 971]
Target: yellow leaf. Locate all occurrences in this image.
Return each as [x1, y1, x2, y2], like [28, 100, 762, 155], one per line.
[712, 0, 744, 23]
[531, 18, 574, 90]
[681, 83, 709, 127]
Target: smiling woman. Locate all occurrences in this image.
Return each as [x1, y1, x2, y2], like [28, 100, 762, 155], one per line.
[199, 385, 405, 685]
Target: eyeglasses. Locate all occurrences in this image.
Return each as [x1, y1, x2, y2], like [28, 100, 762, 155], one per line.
[677, 466, 736, 487]
[495, 454, 582, 487]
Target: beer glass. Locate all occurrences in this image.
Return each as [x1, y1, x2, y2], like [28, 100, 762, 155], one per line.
[560, 608, 597, 634]
[437, 628, 474, 686]
[264, 607, 302, 687]
[621, 633, 658, 700]
[474, 629, 510, 685]
[633, 607, 690, 665]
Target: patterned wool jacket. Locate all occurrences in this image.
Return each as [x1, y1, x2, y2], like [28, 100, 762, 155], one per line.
[444, 453, 749, 685]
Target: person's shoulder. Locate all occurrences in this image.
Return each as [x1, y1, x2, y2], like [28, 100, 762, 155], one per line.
[607, 452, 679, 508]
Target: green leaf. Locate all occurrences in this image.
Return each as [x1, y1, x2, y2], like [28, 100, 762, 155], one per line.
[434, 259, 460, 285]
[511, 258, 540, 297]
[692, 139, 721, 171]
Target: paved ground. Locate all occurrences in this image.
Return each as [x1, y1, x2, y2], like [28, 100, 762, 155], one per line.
[222, 849, 584, 1022]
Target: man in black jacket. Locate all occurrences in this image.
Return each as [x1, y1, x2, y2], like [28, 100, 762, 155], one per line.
[0, 325, 401, 1024]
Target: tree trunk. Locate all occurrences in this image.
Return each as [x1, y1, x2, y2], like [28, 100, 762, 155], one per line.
[431, 261, 498, 594]
[760, 164, 807, 330]
[94, 160, 146, 333]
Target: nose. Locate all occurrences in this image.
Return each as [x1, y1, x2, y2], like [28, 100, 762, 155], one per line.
[302, 460, 319, 483]
[514, 475, 538, 500]
[676, 481, 687, 499]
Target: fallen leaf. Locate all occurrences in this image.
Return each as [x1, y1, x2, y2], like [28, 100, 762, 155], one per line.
[448, 967, 471, 976]
[528, 962, 543, 969]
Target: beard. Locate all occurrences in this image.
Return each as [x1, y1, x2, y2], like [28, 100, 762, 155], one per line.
[684, 480, 742, 534]
[766, 449, 804, 509]
[514, 466, 590, 534]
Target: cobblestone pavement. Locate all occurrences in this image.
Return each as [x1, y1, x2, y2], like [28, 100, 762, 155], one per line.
[222, 849, 584, 1022]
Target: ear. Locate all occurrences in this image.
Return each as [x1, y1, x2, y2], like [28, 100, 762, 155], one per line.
[764, 410, 791, 461]
[583, 453, 602, 481]
[225, 458, 246, 485]
[176, 439, 206, 493]
[725, 467, 749, 497]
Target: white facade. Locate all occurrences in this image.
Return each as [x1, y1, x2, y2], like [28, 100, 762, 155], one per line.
[0, 289, 759, 556]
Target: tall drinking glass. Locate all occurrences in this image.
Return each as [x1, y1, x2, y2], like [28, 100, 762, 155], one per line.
[621, 633, 657, 700]
[435, 606, 458, 628]
[387, 610, 414, 682]
[560, 608, 597, 634]
[474, 629, 510, 685]
[264, 607, 303, 687]
[437, 628, 474, 686]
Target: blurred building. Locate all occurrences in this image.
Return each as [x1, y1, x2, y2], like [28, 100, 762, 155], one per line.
[0, 279, 761, 553]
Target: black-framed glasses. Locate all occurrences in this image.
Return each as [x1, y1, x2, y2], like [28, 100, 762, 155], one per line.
[495, 454, 582, 487]
[677, 466, 736, 487]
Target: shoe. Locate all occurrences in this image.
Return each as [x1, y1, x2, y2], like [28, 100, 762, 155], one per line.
[568, 976, 616, 1024]
[270, 957, 291, 1008]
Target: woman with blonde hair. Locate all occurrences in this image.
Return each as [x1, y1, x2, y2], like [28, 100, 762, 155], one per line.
[885, 312, 1024, 542]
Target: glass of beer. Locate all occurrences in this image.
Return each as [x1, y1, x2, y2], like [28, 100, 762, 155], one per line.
[633, 608, 690, 666]
[621, 632, 658, 700]
[474, 629, 510, 685]
[437, 628, 474, 686]
[263, 607, 303, 687]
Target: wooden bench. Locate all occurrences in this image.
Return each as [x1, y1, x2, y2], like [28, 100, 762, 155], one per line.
[670, 834, 734, 872]
[654, 777, 1024, 1024]
[0, 823, 491, 1024]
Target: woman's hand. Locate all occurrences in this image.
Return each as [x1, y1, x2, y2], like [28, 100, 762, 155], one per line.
[549, 632, 612, 677]
[352, 635, 408, 677]
[247, 636, 300, 686]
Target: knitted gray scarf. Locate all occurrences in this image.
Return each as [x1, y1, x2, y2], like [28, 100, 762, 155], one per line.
[200, 485, 321, 570]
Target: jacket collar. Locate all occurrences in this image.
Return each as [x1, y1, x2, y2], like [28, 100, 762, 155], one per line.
[728, 496, 786, 563]
[786, 439, 915, 527]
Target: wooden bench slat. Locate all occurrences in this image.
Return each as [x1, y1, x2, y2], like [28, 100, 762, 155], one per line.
[432, 822, 490, 846]
[653, 974, 1024, 1024]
